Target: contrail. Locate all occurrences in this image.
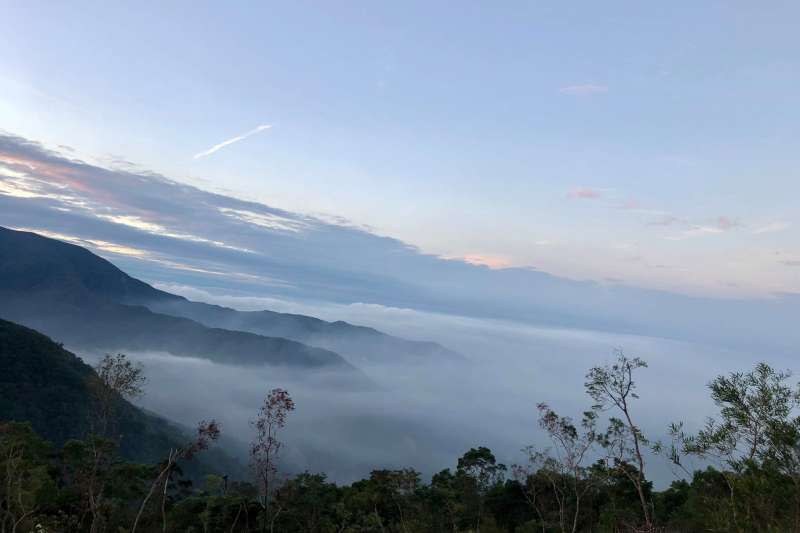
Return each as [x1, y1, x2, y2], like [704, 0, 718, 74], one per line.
[193, 124, 272, 159]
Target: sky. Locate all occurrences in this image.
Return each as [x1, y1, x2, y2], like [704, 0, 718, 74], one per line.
[2, 1, 800, 297]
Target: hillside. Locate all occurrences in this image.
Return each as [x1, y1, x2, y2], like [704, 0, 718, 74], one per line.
[0, 226, 355, 369]
[0, 224, 171, 304]
[0, 318, 243, 476]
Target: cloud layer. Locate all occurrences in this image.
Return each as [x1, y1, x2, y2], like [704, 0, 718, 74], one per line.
[76, 289, 757, 486]
[1, 133, 800, 358]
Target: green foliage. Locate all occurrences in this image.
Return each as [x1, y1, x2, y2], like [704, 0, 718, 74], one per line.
[6, 384, 800, 532]
[9, 314, 800, 531]
[665, 362, 800, 532]
[0, 318, 244, 480]
[0, 422, 57, 532]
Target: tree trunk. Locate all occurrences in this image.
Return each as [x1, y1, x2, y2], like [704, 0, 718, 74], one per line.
[622, 402, 652, 530]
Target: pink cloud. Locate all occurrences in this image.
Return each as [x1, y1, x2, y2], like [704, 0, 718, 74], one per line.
[567, 187, 602, 200]
[715, 216, 739, 231]
[459, 254, 512, 269]
[619, 198, 641, 210]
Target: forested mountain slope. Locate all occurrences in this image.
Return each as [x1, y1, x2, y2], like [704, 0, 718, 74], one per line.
[0, 318, 242, 476]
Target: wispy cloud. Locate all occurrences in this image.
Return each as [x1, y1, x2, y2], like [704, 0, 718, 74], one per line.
[9, 226, 150, 258]
[567, 187, 603, 200]
[665, 217, 741, 240]
[666, 226, 724, 240]
[647, 215, 681, 227]
[715, 216, 739, 231]
[219, 207, 307, 233]
[752, 222, 790, 235]
[193, 124, 272, 159]
[559, 84, 608, 96]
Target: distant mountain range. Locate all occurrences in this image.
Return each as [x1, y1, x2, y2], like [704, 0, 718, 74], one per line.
[0, 317, 243, 477]
[146, 298, 462, 366]
[0, 226, 461, 369]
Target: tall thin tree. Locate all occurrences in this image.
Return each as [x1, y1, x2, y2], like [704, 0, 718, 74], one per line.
[86, 353, 145, 533]
[585, 350, 653, 531]
[250, 388, 295, 533]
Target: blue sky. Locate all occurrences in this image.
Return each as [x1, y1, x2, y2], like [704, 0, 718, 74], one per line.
[2, 1, 799, 296]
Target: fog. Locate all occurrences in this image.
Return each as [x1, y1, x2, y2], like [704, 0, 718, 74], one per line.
[76, 285, 778, 487]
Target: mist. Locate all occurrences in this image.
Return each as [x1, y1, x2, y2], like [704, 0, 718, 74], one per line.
[78, 284, 776, 487]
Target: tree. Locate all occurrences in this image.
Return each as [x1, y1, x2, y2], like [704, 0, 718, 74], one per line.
[0, 423, 55, 533]
[83, 353, 145, 533]
[91, 353, 146, 438]
[591, 459, 653, 532]
[250, 388, 295, 533]
[669, 362, 800, 531]
[516, 403, 598, 533]
[131, 419, 221, 533]
[456, 446, 506, 532]
[369, 469, 421, 533]
[271, 472, 341, 533]
[585, 349, 653, 530]
[428, 468, 464, 532]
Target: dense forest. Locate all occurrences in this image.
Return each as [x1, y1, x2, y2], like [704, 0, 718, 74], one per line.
[4, 320, 800, 532]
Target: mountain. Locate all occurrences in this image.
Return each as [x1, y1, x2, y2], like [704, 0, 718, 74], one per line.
[145, 299, 463, 365]
[0, 226, 355, 369]
[0, 318, 243, 476]
[0, 226, 462, 366]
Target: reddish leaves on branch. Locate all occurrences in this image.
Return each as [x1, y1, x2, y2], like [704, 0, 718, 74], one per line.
[250, 388, 295, 507]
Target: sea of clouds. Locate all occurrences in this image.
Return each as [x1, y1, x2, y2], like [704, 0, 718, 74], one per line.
[79, 285, 771, 487]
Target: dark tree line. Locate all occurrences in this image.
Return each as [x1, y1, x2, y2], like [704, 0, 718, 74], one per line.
[5, 351, 800, 532]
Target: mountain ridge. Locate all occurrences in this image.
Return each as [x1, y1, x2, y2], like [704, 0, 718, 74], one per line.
[145, 298, 464, 365]
[0, 227, 353, 369]
[0, 225, 462, 366]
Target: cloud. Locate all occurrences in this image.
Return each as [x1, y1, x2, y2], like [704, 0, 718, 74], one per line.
[219, 207, 307, 232]
[95, 213, 255, 253]
[559, 84, 608, 96]
[715, 216, 739, 231]
[665, 226, 722, 240]
[117, 285, 796, 486]
[647, 215, 681, 227]
[618, 198, 641, 210]
[193, 124, 272, 159]
[457, 254, 512, 269]
[2, 132, 800, 359]
[567, 187, 603, 200]
[8, 226, 151, 259]
[752, 222, 790, 235]
[665, 216, 741, 240]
